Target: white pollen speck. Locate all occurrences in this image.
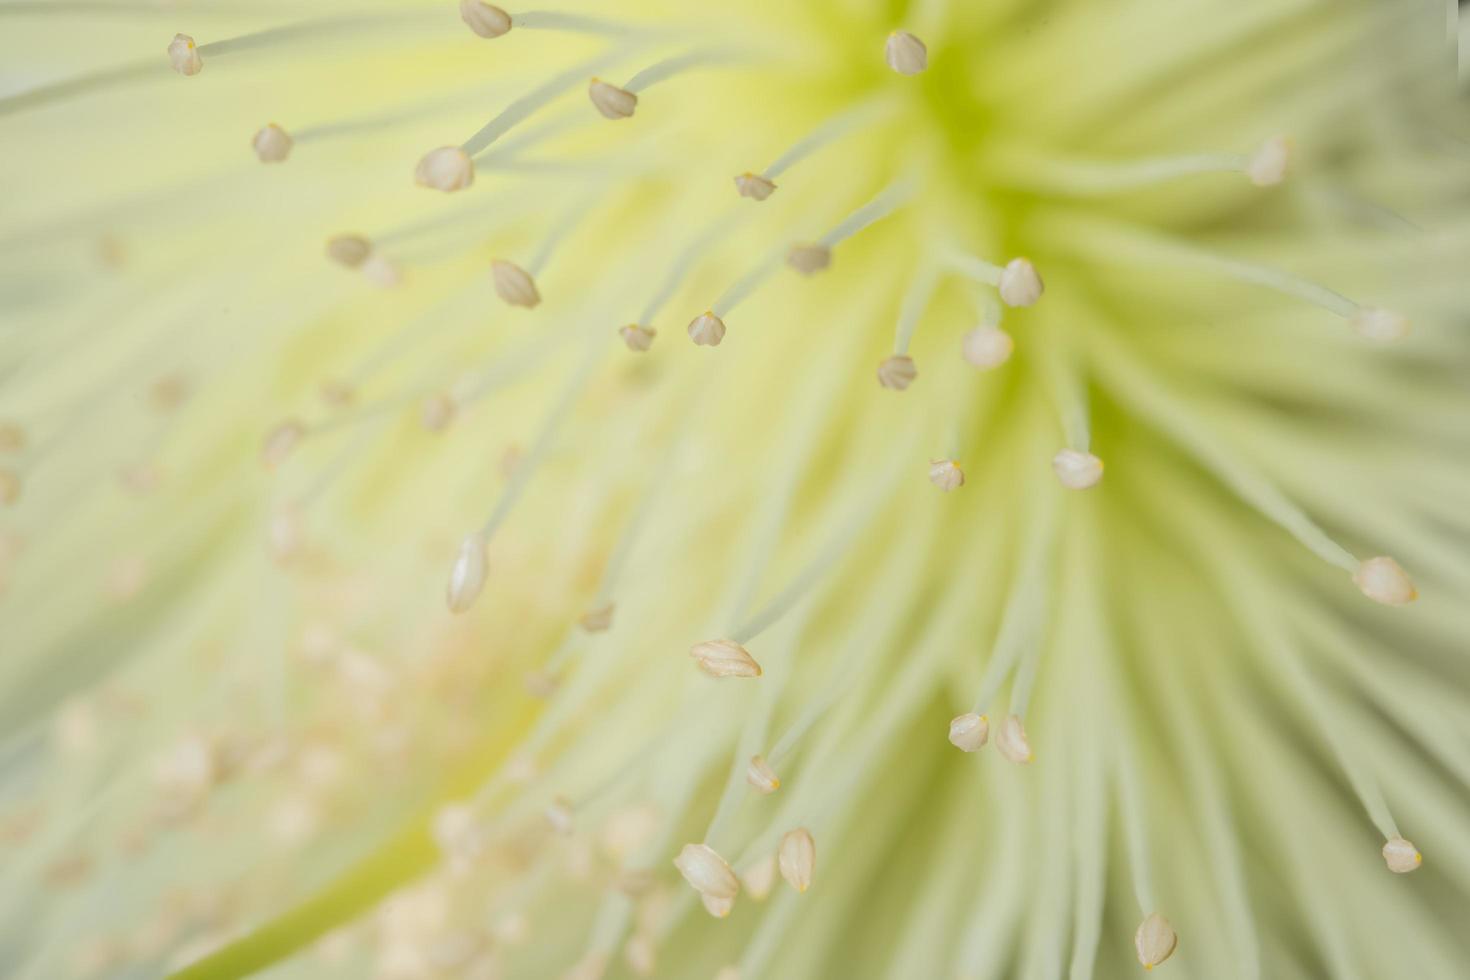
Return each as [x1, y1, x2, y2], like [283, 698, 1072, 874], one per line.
[999, 258, 1044, 307]
[415, 146, 475, 192]
[877, 355, 918, 390]
[734, 173, 777, 201]
[579, 603, 615, 633]
[1353, 556, 1417, 606]
[168, 34, 202, 76]
[589, 79, 638, 119]
[1135, 913, 1178, 969]
[460, 0, 512, 38]
[687, 312, 727, 347]
[1349, 307, 1410, 343]
[962, 325, 1014, 369]
[421, 393, 458, 433]
[252, 124, 293, 163]
[491, 260, 541, 308]
[787, 243, 832, 276]
[885, 31, 928, 75]
[701, 892, 735, 918]
[689, 639, 762, 678]
[929, 459, 965, 492]
[1382, 837, 1422, 874]
[674, 842, 739, 899]
[948, 713, 989, 752]
[740, 853, 777, 901]
[778, 827, 816, 893]
[326, 234, 373, 269]
[1052, 449, 1104, 490]
[261, 420, 305, 470]
[619, 324, 656, 352]
[1246, 136, 1291, 187]
[745, 755, 780, 795]
[446, 533, 489, 614]
[995, 714, 1033, 764]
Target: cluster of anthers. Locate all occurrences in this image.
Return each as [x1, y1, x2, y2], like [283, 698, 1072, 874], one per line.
[3, 2, 1442, 978]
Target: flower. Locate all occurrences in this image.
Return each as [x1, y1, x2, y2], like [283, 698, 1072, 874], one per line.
[0, 1, 1466, 978]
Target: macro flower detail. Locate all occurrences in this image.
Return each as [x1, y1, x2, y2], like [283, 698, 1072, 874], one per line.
[1, 1, 1466, 978]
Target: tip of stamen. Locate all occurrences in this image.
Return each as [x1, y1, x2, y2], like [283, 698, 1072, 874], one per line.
[446, 533, 490, 614]
[995, 714, 1033, 765]
[734, 173, 777, 202]
[673, 842, 739, 899]
[689, 639, 762, 678]
[1134, 913, 1178, 969]
[928, 459, 965, 492]
[491, 259, 541, 308]
[885, 31, 929, 76]
[168, 34, 202, 76]
[326, 234, 373, 269]
[999, 258, 1044, 308]
[619, 324, 656, 352]
[687, 312, 727, 347]
[778, 827, 815, 893]
[1349, 307, 1410, 344]
[745, 755, 781, 795]
[460, 0, 512, 38]
[962, 325, 1014, 369]
[415, 146, 475, 193]
[1382, 837, 1422, 873]
[252, 124, 293, 164]
[1246, 136, 1291, 187]
[1353, 556, 1417, 606]
[1052, 449, 1104, 490]
[877, 355, 917, 391]
[787, 243, 832, 277]
[589, 79, 639, 120]
[948, 712, 989, 752]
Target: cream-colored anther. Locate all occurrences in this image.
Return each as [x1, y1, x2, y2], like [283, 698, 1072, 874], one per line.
[778, 827, 815, 893]
[948, 713, 989, 752]
[1382, 837, 1422, 874]
[1052, 449, 1104, 490]
[687, 312, 727, 347]
[962, 325, 1014, 369]
[998, 258, 1044, 307]
[877, 355, 917, 390]
[1246, 136, 1291, 187]
[741, 853, 778, 901]
[995, 714, 1033, 764]
[673, 843, 739, 899]
[929, 459, 965, 492]
[689, 639, 762, 678]
[1353, 557, 1417, 606]
[746, 755, 780, 795]
[460, 1, 512, 38]
[885, 31, 928, 76]
[701, 892, 734, 918]
[1350, 307, 1410, 344]
[168, 34, 202, 76]
[492, 260, 541, 308]
[589, 79, 638, 119]
[1134, 913, 1178, 970]
[326, 234, 373, 268]
[446, 533, 489, 614]
[415, 146, 475, 192]
[620, 324, 656, 351]
[787, 244, 832, 276]
[734, 173, 777, 201]
[252, 124, 293, 163]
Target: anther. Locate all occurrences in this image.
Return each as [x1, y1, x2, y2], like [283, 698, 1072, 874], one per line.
[995, 714, 1033, 764]
[787, 244, 832, 276]
[492, 260, 541, 308]
[928, 459, 965, 492]
[1135, 913, 1178, 969]
[421, 393, 458, 433]
[326, 234, 373, 269]
[948, 713, 989, 752]
[1381, 837, 1422, 874]
[168, 34, 202, 76]
[1052, 449, 1104, 490]
[687, 312, 727, 347]
[778, 827, 816, 893]
[1245, 136, 1291, 187]
[962, 325, 1014, 370]
[745, 755, 780, 795]
[885, 31, 928, 76]
[588, 79, 638, 119]
[579, 603, 615, 633]
[689, 639, 762, 678]
[998, 258, 1045, 308]
[619, 324, 656, 352]
[734, 173, 777, 202]
[673, 842, 739, 899]
[252, 124, 293, 163]
[877, 355, 917, 390]
[446, 533, 489, 614]
[1353, 557, 1417, 606]
[415, 146, 475, 192]
[460, 1, 512, 38]
[1349, 307, 1410, 344]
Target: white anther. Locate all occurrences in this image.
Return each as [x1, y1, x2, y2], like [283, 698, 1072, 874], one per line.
[962, 325, 1014, 369]
[787, 243, 833, 276]
[1382, 837, 1422, 874]
[877, 355, 917, 390]
[673, 842, 739, 899]
[460, 1, 512, 38]
[995, 714, 1033, 764]
[1134, 913, 1178, 970]
[1349, 307, 1410, 344]
[491, 260, 541, 308]
[326, 234, 373, 269]
[778, 827, 816, 893]
[885, 31, 928, 76]
[168, 34, 202, 76]
[701, 892, 735, 918]
[928, 459, 965, 492]
[745, 755, 780, 795]
[689, 639, 762, 678]
[415, 146, 475, 192]
[1246, 136, 1291, 187]
[361, 253, 402, 288]
[252, 124, 293, 163]
[998, 258, 1044, 307]
[1353, 557, 1417, 606]
[734, 173, 777, 202]
[589, 79, 638, 119]
[619, 324, 656, 351]
[446, 533, 489, 614]
[948, 712, 989, 752]
[687, 312, 727, 347]
[740, 853, 778, 900]
[1052, 449, 1104, 490]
